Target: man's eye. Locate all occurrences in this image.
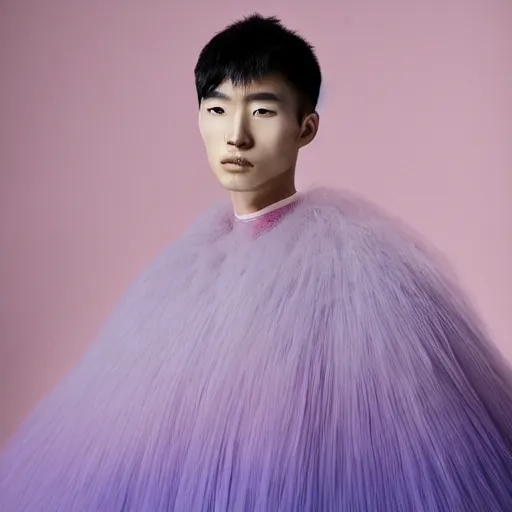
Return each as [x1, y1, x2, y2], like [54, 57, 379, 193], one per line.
[254, 108, 274, 116]
[207, 107, 225, 115]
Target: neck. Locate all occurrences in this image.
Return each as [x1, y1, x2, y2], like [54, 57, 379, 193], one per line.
[231, 174, 297, 216]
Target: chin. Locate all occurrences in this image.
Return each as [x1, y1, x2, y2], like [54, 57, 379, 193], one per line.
[216, 171, 262, 193]
[221, 181, 255, 193]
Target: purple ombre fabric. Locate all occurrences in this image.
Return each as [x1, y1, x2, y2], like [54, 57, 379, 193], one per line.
[1, 188, 511, 511]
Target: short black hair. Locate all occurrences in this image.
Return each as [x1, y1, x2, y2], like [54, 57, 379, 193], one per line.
[194, 14, 322, 118]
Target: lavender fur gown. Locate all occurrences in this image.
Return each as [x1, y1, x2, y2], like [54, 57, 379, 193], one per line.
[1, 189, 511, 511]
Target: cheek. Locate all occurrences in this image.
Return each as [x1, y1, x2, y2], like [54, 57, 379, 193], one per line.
[259, 125, 299, 158]
[199, 114, 219, 140]
[200, 126, 220, 156]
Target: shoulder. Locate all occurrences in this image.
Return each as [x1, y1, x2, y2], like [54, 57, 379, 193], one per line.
[296, 188, 402, 228]
[290, 187, 413, 246]
[287, 187, 458, 281]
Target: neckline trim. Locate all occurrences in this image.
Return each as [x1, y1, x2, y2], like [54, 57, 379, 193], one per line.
[234, 193, 299, 221]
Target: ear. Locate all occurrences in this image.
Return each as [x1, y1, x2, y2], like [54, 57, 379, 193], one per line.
[298, 111, 320, 148]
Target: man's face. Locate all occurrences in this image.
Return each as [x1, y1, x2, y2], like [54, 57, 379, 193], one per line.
[198, 74, 316, 193]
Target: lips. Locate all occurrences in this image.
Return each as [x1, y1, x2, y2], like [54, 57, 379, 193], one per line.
[220, 157, 254, 167]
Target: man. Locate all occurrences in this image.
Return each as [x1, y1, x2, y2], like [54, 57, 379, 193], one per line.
[1, 14, 511, 511]
[195, 14, 320, 216]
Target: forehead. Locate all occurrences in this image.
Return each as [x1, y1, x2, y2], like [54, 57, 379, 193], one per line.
[213, 74, 297, 103]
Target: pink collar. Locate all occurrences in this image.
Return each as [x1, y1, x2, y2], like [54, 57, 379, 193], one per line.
[234, 193, 299, 222]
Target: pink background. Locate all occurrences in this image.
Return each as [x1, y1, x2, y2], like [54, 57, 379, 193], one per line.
[1, 1, 510, 445]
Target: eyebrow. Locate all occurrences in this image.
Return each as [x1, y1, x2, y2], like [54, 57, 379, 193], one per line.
[203, 90, 283, 102]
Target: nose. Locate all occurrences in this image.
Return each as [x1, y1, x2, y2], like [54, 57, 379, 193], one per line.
[227, 113, 254, 149]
